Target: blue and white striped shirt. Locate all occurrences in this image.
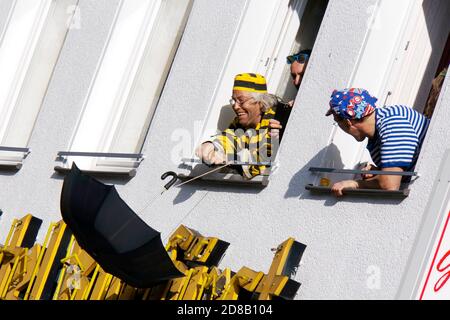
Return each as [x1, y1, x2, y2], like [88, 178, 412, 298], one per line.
[367, 105, 430, 170]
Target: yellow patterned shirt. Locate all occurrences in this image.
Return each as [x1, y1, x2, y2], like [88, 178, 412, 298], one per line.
[211, 107, 276, 178]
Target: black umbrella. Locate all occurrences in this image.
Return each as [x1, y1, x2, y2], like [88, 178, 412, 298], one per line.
[60, 163, 184, 288]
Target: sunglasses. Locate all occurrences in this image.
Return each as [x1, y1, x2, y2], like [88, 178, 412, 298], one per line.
[229, 97, 254, 106]
[286, 53, 310, 65]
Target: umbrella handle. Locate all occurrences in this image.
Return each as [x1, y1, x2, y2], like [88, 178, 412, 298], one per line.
[161, 171, 178, 190]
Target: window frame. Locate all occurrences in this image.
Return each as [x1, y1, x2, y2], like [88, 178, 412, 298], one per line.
[60, 0, 193, 176]
[196, 0, 309, 146]
[0, 0, 79, 168]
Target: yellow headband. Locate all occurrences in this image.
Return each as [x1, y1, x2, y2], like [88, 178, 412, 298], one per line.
[233, 73, 268, 93]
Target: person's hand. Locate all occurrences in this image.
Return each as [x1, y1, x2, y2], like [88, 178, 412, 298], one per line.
[195, 143, 225, 165]
[331, 180, 359, 197]
[195, 142, 214, 160]
[361, 163, 379, 180]
[269, 119, 283, 138]
[287, 100, 294, 107]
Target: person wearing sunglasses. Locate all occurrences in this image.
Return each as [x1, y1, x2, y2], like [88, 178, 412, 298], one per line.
[260, 49, 312, 141]
[195, 73, 290, 179]
[287, 49, 311, 90]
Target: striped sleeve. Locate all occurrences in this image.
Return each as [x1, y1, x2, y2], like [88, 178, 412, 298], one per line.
[211, 108, 276, 178]
[244, 128, 271, 178]
[378, 115, 419, 168]
[212, 128, 239, 161]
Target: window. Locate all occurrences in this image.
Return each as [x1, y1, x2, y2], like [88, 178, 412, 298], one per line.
[58, 0, 193, 175]
[198, 0, 328, 139]
[313, 0, 449, 193]
[0, 0, 78, 169]
[380, 0, 450, 112]
[184, 0, 328, 186]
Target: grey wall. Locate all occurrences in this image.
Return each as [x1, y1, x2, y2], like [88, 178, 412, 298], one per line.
[0, 0, 121, 242]
[1, 0, 449, 300]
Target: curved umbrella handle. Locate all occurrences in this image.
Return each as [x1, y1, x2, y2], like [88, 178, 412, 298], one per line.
[161, 171, 178, 191]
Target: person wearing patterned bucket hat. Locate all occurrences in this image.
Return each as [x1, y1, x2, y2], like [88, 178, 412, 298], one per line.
[325, 88, 430, 197]
[196, 73, 291, 179]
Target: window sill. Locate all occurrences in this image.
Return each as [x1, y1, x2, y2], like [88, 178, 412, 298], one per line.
[0, 147, 30, 171]
[179, 159, 271, 187]
[54, 166, 136, 178]
[177, 172, 270, 187]
[54, 151, 144, 178]
[0, 160, 22, 171]
[305, 184, 410, 199]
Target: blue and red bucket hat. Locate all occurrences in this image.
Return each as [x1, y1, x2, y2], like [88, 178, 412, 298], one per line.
[326, 88, 378, 120]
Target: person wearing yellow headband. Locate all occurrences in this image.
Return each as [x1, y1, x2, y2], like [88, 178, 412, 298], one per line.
[195, 73, 291, 178]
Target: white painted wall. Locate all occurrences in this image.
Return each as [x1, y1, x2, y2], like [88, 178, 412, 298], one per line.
[1, 0, 450, 300]
[0, 0, 121, 241]
[0, 1, 14, 37]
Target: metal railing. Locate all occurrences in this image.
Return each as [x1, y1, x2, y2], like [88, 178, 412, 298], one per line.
[309, 167, 418, 177]
[306, 166, 418, 199]
[57, 151, 144, 161]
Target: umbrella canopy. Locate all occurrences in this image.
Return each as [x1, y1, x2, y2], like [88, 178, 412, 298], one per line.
[60, 164, 184, 288]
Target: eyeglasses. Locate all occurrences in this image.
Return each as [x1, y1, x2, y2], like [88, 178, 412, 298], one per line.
[229, 97, 255, 106]
[286, 53, 310, 65]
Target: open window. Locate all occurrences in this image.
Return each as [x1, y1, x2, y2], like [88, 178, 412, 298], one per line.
[181, 0, 329, 187]
[55, 0, 193, 177]
[307, 0, 450, 197]
[0, 0, 78, 171]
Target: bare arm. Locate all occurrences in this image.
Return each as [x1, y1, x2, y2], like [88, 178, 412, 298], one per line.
[331, 167, 404, 197]
[357, 167, 403, 190]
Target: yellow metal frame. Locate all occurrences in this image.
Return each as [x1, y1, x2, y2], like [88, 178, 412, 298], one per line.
[53, 236, 98, 300]
[218, 267, 264, 300]
[104, 277, 123, 300]
[89, 269, 113, 300]
[28, 221, 70, 300]
[166, 225, 198, 252]
[256, 238, 297, 300]
[181, 266, 210, 300]
[1, 215, 304, 301]
[0, 215, 41, 299]
[2, 245, 42, 300]
[184, 237, 219, 264]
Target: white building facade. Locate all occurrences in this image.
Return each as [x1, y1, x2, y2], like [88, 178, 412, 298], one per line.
[0, 0, 449, 299]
